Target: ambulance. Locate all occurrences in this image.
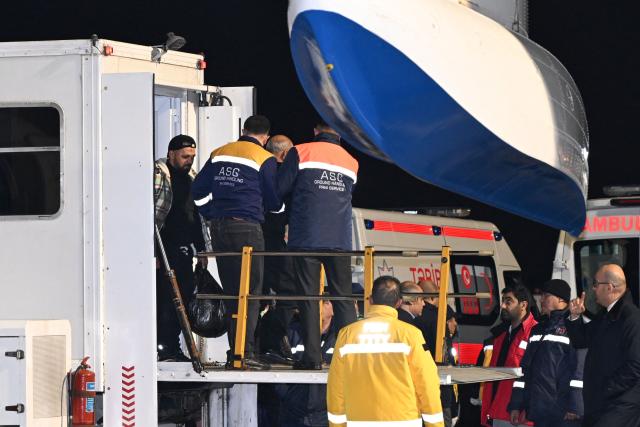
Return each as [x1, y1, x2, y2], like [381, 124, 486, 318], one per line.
[351, 207, 522, 364]
[552, 186, 640, 317]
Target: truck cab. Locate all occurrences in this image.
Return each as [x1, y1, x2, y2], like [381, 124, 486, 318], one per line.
[552, 187, 640, 316]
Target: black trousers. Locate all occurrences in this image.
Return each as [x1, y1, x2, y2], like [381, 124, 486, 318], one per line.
[210, 218, 264, 357]
[156, 243, 195, 355]
[293, 255, 355, 364]
[585, 402, 640, 427]
[263, 250, 298, 348]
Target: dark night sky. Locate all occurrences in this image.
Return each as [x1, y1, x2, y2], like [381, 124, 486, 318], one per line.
[3, 1, 638, 287]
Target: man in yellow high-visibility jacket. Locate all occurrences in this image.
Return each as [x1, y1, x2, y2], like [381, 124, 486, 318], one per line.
[327, 275, 444, 427]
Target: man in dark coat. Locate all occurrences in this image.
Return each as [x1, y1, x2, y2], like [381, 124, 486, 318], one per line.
[413, 280, 458, 427]
[397, 281, 425, 324]
[508, 279, 584, 426]
[567, 263, 640, 427]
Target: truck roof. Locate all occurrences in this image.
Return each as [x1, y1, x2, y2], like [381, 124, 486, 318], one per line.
[0, 38, 212, 90]
[354, 207, 501, 231]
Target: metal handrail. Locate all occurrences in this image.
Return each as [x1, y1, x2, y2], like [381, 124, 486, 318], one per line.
[198, 245, 490, 368]
[196, 293, 492, 301]
[198, 249, 494, 257]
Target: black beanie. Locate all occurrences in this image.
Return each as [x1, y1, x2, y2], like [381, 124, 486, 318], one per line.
[542, 279, 571, 303]
[168, 134, 196, 151]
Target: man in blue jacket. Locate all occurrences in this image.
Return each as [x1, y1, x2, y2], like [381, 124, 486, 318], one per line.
[508, 279, 584, 426]
[192, 115, 280, 370]
[277, 120, 358, 370]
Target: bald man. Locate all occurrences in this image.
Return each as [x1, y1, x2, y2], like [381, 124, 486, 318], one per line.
[260, 134, 296, 361]
[266, 134, 293, 162]
[397, 282, 425, 324]
[568, 264, 640, 427]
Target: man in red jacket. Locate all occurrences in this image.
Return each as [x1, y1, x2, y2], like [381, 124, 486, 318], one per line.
[481, 284, 537, 427]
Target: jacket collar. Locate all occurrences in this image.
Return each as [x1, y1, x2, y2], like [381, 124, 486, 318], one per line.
[549, 308, 569, 320]
[366, 305, 399, 319]
[239, 135, 263, 146]
[491, 312, 535, 338]
[607, 290, 632, 321]
[313, 132, 341, 145]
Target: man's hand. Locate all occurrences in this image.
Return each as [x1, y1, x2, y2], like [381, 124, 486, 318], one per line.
[569, 292, 586, 320]
[197, 256, 208, 269]
[510, 410, 520, 425]
[564, 412, 579, 421]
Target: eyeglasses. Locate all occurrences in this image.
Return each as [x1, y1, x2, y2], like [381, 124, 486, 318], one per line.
[592, 279, 613, 288]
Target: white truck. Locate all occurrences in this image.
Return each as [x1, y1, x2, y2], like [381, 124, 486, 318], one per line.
[0, 38, 255, 427]
[0, 37, 522, 426]
[552, 186, 640, 315]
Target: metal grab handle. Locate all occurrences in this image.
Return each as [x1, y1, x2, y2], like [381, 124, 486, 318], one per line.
[4, 350, 24, 359]
[5, 404, 24, 413]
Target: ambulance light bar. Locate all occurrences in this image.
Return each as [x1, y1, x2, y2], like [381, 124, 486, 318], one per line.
[603, 185, 640, 197]
[420, 207, 471, 218]
[393, 207, 471, 218]
[610, 198, 640, 207]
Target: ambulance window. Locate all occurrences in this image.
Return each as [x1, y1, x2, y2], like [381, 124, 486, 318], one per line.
[574, 238, 639, 316]
[450, 256, 499, 326]
[0, 107, 61, 216]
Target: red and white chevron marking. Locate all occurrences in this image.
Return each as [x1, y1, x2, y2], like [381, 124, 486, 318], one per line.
[121, 365, 136, 427]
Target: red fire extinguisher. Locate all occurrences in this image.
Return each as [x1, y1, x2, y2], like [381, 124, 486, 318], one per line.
[71, 356, 96, 426]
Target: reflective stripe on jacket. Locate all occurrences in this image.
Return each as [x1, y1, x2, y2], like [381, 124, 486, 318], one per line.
[327, 305, 444, 427]
[192, 136, 280, 223]
[480, 313, 537, 426]
[508, 309, 586, 421]
[278, 133, 358, 250]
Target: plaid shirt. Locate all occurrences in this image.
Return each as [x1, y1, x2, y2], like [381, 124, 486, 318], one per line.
[154, 158, 211, 251]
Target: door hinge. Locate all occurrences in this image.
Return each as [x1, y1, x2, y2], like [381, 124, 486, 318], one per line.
[4, 350, 24, 360]
[552, 259, 569, 270]
[5, 403, 25, 413]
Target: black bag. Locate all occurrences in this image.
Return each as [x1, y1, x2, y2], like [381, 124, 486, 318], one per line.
[187, 263, 227, 338]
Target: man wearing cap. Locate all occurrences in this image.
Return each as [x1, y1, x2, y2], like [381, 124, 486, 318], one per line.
[508, 279, 585, 427]
[154, 134, 210, 361]
[192, 115, 280, 370]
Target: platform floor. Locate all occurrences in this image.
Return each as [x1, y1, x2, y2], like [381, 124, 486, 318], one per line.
[157, 363, 521, 385]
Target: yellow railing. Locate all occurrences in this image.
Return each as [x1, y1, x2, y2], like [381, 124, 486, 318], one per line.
[198, 246, 492, 368]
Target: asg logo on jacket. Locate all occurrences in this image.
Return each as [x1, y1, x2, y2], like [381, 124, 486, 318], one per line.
[215, 166, 244, 184]
[314, 170, 346, 192]
[218, 166, 240, 177]
[321, 170, 343, 182]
